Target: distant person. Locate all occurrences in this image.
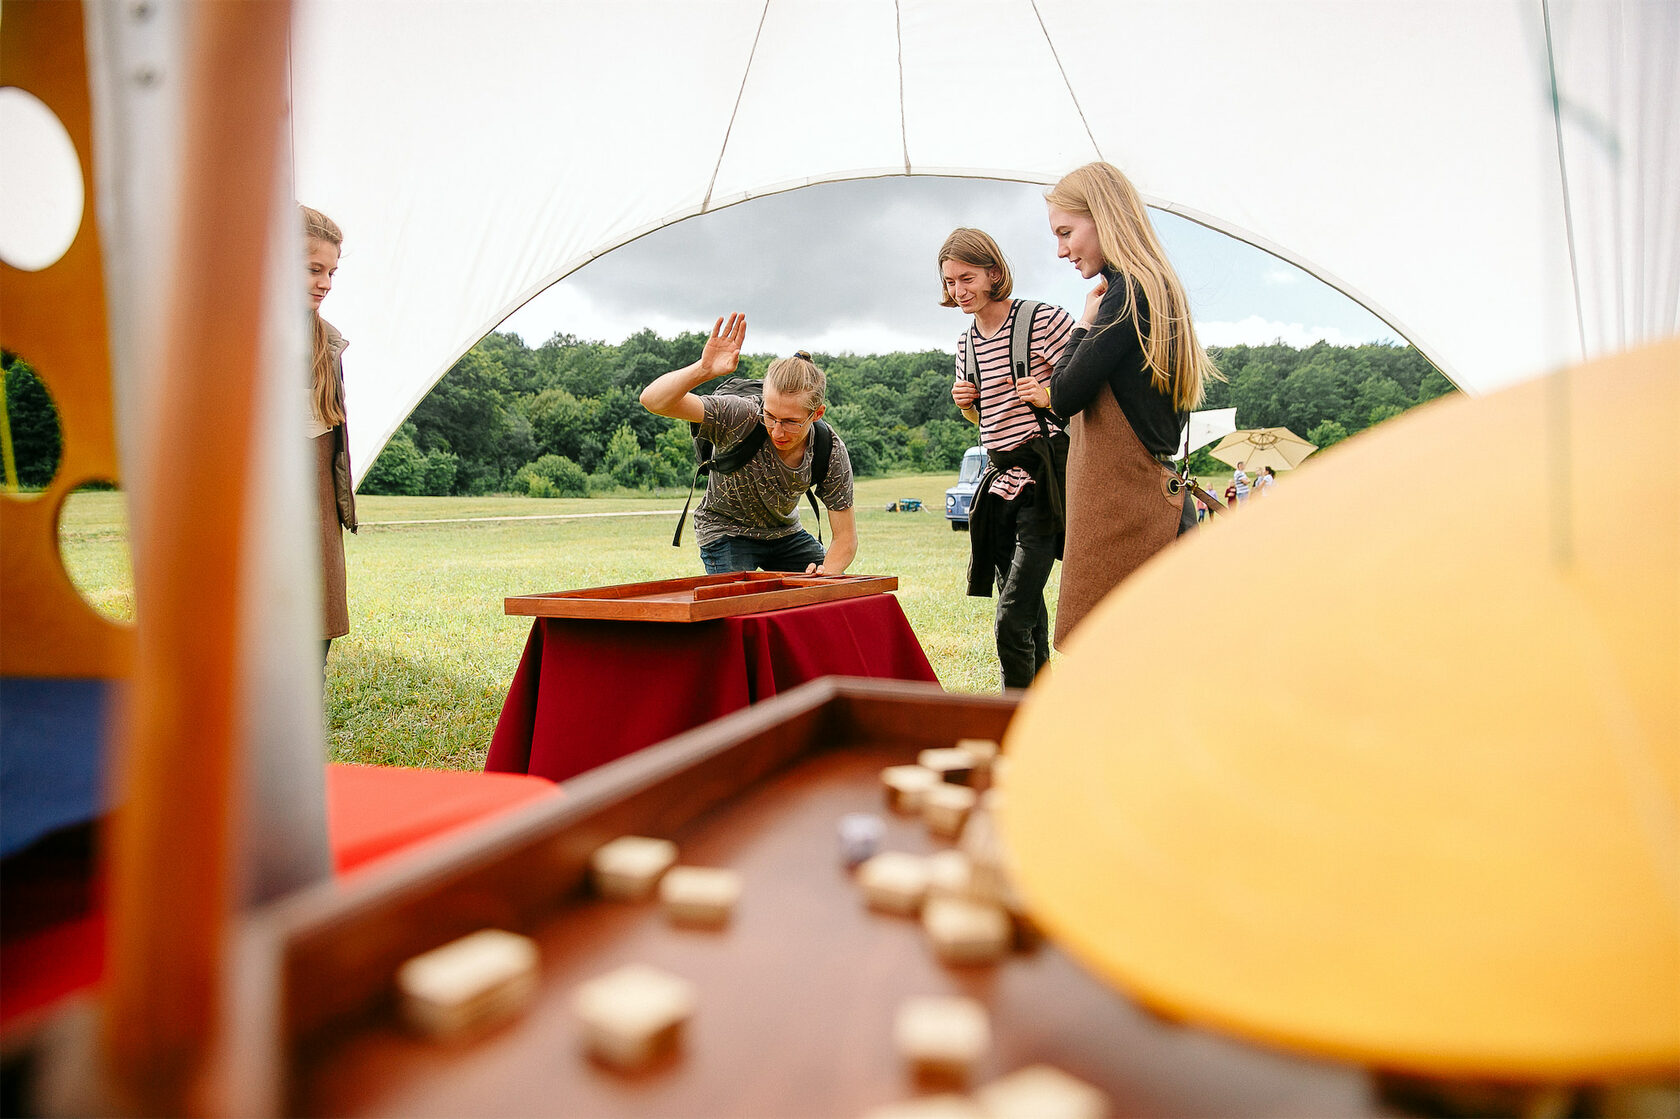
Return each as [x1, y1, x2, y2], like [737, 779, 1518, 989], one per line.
[1041, 162, 1217, 645]
[640, 313, 856, 574]
[1233, 461, 1251, 504]
[302, 204, 357, 662]
[1253, 465, 1276, 497]
[940, 228, 1075, 690]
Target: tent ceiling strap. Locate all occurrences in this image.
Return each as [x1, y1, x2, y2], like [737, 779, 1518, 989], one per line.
[703, 0, 772, 213]
[1031, 0, 1102, 162]
[1541, 0, 1588, 366]
[1540, 0, 1582, 568]
[895, 0, 910, 174]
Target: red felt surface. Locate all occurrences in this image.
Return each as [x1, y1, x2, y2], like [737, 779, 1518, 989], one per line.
[484, 593, 939, 783]
[325, 764, 559, 875]
[2, 764, 559, 1030]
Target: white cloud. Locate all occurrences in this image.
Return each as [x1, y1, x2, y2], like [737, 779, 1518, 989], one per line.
[1262, 265, 1302, 286]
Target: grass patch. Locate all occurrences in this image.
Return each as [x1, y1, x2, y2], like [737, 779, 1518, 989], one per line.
[53, 467, 1282, 771]
[56, 474, 1036, 770]
[335, 474, 1019, 768]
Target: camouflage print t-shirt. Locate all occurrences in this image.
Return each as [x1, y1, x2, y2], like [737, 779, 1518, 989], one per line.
[691, 395, 855, 548]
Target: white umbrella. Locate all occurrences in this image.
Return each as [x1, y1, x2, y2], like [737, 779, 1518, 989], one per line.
[1175, 408, 1238, 460]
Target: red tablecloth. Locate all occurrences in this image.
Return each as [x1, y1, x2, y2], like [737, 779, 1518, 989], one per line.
[485, 593, 939, 783]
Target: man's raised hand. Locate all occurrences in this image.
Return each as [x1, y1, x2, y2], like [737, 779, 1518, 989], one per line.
[701, 313, 747, 378]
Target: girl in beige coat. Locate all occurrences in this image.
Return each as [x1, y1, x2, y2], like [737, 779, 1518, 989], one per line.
[302, 205, 357, 656]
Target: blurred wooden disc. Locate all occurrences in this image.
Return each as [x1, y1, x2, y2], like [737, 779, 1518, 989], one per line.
[1001, 341, 1680, 1080]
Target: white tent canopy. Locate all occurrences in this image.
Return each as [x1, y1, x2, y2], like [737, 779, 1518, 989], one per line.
[286, 0, 1679, 485]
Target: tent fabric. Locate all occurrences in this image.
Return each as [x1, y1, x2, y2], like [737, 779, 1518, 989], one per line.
[289, 0, 1678, 485]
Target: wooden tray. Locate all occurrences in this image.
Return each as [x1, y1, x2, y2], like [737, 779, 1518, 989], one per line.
[232, 678, 1378, 1118]
[505, 572, 899, 622]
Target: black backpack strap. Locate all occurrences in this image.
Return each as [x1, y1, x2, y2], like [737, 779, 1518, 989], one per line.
[672, 460, 706, 547]
[804, 419, 833, 546]
[711, 423, 768, 474]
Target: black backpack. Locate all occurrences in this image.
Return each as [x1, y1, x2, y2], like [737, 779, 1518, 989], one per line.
[671, 377, 835, 547]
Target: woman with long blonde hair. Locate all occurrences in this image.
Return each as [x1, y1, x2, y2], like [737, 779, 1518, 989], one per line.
[1033, 161, 1216, 645]
[302, 205, 357, 657]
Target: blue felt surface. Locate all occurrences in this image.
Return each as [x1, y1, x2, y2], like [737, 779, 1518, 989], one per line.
[1, 677, 112, 856]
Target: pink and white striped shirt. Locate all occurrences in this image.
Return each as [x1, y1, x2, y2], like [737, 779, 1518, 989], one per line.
[954, 300, 1075, 499]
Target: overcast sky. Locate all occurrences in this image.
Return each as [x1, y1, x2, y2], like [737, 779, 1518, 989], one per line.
[499, 176, 1404, 359]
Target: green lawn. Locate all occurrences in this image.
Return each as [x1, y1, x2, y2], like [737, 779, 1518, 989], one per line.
[55, 475, 1031, 770]
[53, 470, 1258, 771]
[331, 474, 1018, 769]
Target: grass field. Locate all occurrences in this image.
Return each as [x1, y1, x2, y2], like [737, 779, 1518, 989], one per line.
[54, 471, 1247, 770]
[55, 473, 1069, 770]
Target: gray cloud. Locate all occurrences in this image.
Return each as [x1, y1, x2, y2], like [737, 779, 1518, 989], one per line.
[503, 176, 1399, 356]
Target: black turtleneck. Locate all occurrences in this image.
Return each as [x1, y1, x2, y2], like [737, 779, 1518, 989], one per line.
[1048, 268, 1185, 458]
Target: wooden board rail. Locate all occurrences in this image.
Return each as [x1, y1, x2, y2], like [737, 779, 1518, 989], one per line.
[505, 572, 898, 622]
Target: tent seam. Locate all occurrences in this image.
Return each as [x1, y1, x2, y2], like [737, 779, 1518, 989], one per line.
[1540, 0, 1580, 567]
[1031, 0, 1102, 161]
[703, 0, 771, 213]
[896, 0, 909, 174]
[1541, 0, 1589, 364]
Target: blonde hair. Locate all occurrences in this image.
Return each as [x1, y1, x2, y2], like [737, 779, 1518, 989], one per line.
[302, 204, 346, 426]
[936, 228, 1013, 307]
[1045, 162, 1217, 411]
[765, 350, 825, 413]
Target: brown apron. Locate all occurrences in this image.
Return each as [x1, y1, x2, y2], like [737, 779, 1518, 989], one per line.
[1054, 385, 1183, 648]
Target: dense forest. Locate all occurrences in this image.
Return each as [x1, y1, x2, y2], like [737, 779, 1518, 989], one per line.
[1, 333, 1455, 495]
[356, 329, 1457, 496]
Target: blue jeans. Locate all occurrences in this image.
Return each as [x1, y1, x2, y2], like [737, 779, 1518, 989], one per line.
[699, 530, 826, 575]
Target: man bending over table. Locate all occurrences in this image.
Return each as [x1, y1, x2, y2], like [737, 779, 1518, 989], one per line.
[640, 313, 857, 575]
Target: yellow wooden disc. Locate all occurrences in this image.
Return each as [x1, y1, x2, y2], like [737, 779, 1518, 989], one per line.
[1001, 341, 1680, 1080]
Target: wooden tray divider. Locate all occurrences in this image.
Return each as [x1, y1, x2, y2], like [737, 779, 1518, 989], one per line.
[510, 572, 745, 604]
[692, 578, 795, 600]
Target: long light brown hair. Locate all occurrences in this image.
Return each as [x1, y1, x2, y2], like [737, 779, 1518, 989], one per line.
[1045, 163, 1216, 411]
[302, 204, 346, 426]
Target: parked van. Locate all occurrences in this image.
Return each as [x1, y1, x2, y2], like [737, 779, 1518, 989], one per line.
[944, 446, 986, 531]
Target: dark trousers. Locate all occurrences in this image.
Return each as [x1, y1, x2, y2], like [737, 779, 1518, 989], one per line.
[989, 495, 1056, 689]
[699, 529, 826, 574]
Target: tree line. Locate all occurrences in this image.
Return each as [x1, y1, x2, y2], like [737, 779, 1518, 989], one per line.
[0, 334, 1455, 496]
[362, 329, 1457, 496]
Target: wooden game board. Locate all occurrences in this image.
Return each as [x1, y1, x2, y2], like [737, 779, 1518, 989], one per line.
[230, 678, 1379, 1118]
[505, 572, 899, 622]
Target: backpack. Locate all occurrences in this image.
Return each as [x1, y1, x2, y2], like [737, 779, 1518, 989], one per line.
[671, 377, 835, 548]
[962, 299, 1047, 427]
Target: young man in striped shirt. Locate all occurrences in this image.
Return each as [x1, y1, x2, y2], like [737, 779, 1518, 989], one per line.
[940, 228, 1075, 689]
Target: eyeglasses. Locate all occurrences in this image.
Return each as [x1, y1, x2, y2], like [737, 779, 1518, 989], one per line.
[763, 409, 816, 433]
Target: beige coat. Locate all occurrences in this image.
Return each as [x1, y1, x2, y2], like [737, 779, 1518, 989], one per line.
[316, 321, 356, 639]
